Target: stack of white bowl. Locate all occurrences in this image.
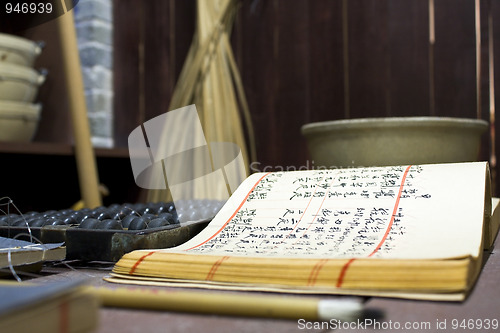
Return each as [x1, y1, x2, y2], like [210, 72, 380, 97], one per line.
[0, 32, 45, 142]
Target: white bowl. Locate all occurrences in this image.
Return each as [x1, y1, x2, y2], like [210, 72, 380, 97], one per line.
[0, 101, 41, 142]
[0, 63, 46, 102]
[301, 117, 489, 168]
[0, 33, 43, 67]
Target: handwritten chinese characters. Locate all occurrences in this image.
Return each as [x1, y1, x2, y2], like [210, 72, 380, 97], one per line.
[188, 165, 432, 258]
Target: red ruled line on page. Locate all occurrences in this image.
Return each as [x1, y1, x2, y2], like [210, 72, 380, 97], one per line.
[302, 174, 344, 286]
[129, 251, 156, 274]
[186, 172, 272, 250]
[206, 256, 230, 281]
[275, 173, 330, 249]
[308, 259, 330, 286]
[335, 165, 413, 288]
[296, 174, 338, 240]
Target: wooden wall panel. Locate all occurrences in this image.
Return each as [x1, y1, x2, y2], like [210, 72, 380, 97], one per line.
[113, 0, 195, 148]
[142, 1, 173, 123]
[433, 0, 477, 118]
[235, 0, 345, 170]
[237, 1, 278, 171]
[142, 0, 196, 123]
[386, 0, 430, 117]
[307, 0, 345, 123]
[113, 0, 141, 147]
[271, 0, 311, 170]
[233, 0, 284, 171]
[344, 0, 430, 118]
[346, 0, 391, 119]
[113, 0, 499, 192]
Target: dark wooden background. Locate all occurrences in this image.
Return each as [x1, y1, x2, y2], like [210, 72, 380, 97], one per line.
[113, 0, 500, 195]
[3, 0, 498, 212]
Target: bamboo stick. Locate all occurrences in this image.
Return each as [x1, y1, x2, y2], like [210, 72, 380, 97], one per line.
[55, 10, 102, 208]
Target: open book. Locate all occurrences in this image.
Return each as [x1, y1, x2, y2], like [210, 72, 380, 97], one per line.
[108, 162, 498, 301]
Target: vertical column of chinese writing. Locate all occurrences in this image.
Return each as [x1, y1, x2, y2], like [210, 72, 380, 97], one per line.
[371, 165, 432, 257]
[242, 170, 335, 256]
[189, 207, 258, 253]
[301, 166, 413, 258]
[322, 166, 409, 257]
[188, 172, 294, 255]
[246, 172, 284, 201]
[288, 168, 381, 257]
[277, 171, 336, 256]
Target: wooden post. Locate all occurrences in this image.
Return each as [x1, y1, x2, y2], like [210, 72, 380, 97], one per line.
[55, 10, 102, 208]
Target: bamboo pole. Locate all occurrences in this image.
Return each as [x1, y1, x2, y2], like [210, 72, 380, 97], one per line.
[55, 10, 102, 208]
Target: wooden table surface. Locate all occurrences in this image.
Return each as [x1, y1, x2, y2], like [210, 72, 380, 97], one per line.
[28, 234, 500, 333]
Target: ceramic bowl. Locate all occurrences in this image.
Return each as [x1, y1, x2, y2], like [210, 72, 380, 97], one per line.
[301, 117, 489, 168]
[0, 100, 41, 142]
[0, 63, 46, 102]
[0, 33, 43, 67]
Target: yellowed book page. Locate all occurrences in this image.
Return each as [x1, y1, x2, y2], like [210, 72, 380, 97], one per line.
[152, 162, 488, 260]
[104, 274, 465, 302]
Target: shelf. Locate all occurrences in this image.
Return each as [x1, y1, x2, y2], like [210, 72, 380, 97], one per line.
[0, 141, 139, 212]
[0, 141, 129, 158]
